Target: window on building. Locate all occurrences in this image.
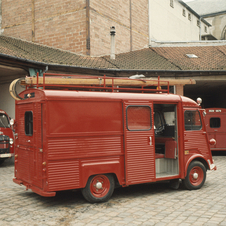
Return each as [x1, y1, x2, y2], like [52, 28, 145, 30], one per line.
[170, 0, 174, 8]
[183, 9, 186, 17]
[197, 20, 200, 27]
[188, 13, 191, 21]
[210, 117, 221, 128]
[25, 111, 33, 136]
[205, 26, 207, 33]
[184, 110, 202, 131]
[127, 106, 151, 131]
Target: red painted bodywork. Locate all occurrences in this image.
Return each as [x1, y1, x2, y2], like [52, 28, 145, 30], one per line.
[0, 109, 14, 158]
[13, 88, 215, 197]
[204, 108, 226, 151]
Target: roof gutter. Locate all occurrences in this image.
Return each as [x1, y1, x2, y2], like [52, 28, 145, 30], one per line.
[0, 53, 47, 67]
[200, 10, 226, 18]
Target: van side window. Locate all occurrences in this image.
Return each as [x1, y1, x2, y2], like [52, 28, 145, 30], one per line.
[25, 111, 33, 136]
[127, 106, 151, 131]
[184, 110, 202, 131]
[210, 117, 221, 128]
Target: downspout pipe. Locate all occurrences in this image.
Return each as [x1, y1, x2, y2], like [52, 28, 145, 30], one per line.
[0, 0, 2, 35]
[110, 26, 116, 60]
[148, 0, 151, 46]
[199, 17, 202, 41]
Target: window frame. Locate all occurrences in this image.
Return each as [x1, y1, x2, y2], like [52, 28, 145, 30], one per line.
[170, 0, 174, 8]
[126, 105, 152, 131]
[210, 117, 221, 128]
[184, 110, 202, 131]
[188, 13, 191, 21]
[25, 111, 33, 136]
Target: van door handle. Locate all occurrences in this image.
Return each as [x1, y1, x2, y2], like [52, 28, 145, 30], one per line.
[149, 137, 152, 146]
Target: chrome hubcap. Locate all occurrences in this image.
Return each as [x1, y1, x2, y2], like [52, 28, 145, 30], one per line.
[95, 182, 103, 189]
[193, 172, 198, 180]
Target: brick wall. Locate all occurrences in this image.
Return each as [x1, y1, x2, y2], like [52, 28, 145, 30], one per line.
[34, 0, 87, 54]
[2, 0, 87, 55]
[2, 0, 32, 41]
[90, 0, 149, 56]
[2, 0, 148, 56]
[131, 0, 149, 50]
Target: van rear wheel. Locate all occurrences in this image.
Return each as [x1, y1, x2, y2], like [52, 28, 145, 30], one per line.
[183, 161, 206, 190]
[82, 174, 115, 203]
[0, 159, 5, 165]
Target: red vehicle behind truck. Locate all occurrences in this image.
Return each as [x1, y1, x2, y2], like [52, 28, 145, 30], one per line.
[205, 108, 226, 151]
[0, 109, 14, 164]
[11, 74, 216, 203]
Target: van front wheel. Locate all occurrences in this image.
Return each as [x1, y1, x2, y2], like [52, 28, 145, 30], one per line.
[183, 161, 206, 190]
[82, 174, 115, 203]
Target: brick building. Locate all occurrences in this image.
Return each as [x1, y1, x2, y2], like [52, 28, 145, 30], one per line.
[1, 0, 148, 56]
[1, 0, 210, 56]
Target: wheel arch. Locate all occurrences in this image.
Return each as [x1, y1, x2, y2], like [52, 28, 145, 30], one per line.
[185, 155, 209, 177]
[85, 172, 119, 187]
[80, 158, 124, 188]
[81, 173, 116, 203]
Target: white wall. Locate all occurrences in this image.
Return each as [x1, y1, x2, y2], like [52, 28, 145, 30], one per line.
[205, 14, 226, 40]
[0, 83, 24, 119]
[149, 0, 210, 42]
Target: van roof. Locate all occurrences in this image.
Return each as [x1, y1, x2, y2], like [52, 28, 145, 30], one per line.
[20, 89, 199, 107]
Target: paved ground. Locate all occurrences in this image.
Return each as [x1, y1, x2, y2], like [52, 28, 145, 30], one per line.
[0, 153, 226, 226]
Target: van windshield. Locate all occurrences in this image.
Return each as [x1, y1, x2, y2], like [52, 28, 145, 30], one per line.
[0, 113, 10, 128]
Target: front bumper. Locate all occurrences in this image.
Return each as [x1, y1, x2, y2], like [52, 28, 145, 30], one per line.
[0, 153, 13, 158]
[210, 163, 217, 170]
[0, 135, 11, 158]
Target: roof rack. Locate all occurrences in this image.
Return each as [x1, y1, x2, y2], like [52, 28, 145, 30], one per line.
[22, 73, 170, 94]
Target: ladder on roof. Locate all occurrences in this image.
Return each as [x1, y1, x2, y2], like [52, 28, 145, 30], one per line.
[9, 73, 196, 100]
[22, 73, 170, 93]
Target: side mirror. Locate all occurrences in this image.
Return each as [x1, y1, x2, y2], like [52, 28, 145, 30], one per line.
[203, 110, 206, 117]
[10, 119, 15, 126]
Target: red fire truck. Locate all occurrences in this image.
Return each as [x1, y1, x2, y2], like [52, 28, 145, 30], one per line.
[204, 108, 226, 151]
[0, 109, 14, 164]
[11, 74, 216, 203]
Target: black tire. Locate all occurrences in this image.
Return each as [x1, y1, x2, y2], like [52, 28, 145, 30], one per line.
[0, 159, 5, 165]
[82, 174, 115, 203]
[183, 161, 206, 190]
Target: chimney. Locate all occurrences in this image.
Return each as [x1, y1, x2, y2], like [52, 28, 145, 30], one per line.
[110, 26, 116, 60]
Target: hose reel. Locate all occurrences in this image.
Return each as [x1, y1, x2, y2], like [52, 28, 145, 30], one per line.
[9, 78, 25, 101]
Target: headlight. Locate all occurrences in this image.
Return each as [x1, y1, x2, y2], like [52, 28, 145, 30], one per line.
[9, 138, 14, 145]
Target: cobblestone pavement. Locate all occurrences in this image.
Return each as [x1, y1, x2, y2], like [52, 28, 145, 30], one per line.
[0, 154, 226, 226]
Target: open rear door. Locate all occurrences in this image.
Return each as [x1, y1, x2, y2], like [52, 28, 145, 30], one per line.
[124, 101, 155, 185]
